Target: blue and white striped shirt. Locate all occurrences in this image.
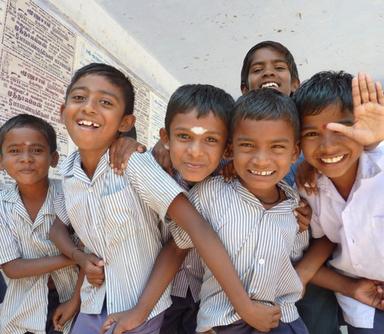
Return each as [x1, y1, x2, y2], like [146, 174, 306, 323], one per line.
[60, 150, 186, 318]
[170, 176, 309, 332]
[0, 180, 78, 334]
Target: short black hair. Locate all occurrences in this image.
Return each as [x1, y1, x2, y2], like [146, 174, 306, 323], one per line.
[0, 114, 57, 154]
[293, 71, 353, 118]
[65, 63, 135, 116]
[165, 84, 234, 133]
[231, 88, 300, 141]
[240, 41, 299, 90]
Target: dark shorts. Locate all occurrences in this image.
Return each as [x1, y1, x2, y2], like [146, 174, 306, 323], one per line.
[214, 317, 308, 334]
[346, 309, 384, 334]
[70, 302, 165, 334]
[160, 289, 199, 334]
[296, 283, 341, 334]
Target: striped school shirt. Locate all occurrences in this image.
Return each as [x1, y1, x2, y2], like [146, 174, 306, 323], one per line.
[60, 150, 186, 318]
[170, 176, 309, 332]
[0, 179, 78, 334]
[171, 172, 204, 302]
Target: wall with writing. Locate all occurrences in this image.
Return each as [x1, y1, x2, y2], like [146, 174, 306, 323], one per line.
[0, 0, 176, 185]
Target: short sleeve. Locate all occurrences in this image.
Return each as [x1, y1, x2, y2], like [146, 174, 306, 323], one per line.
[53, 184, 70, 226]
[127, 151, 187, 221]
[0, 217, 21, 265]
[290, 230, 310, 262]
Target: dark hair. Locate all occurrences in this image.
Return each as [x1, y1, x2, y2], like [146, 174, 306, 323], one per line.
[293, 71, 353, 118]
[231, 88, 300, 140]
[65, 63, 135, 116]
[240, 41, 299, 90]
[0, 114, 57, 153]
[165, 84, 235, 133]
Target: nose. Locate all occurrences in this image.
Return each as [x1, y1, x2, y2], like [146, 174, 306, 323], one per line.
[320, 131, 339, 151]
[19, 150, 34, 163]
[251, 149, 270, 166]
[187, 141, 202, 158]
[82, 97, 97, 114]
[262, 64, 276, 77]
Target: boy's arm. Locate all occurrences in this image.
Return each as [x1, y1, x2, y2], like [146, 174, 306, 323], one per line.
[49, 218, 105, 287]
[327, 73, 384, 147]
[101, 239, 188, 333]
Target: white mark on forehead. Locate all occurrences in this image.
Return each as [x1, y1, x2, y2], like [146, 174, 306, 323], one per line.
[190, 127, 207, 135]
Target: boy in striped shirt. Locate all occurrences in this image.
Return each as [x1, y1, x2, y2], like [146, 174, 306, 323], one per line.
[51, 63, 284, 334]
[0, 114, 79, 334]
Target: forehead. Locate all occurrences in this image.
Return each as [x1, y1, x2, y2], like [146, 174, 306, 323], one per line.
[2, 126, 49, 147]
[170, 108, 227, 132]
[233, 118, 295, 141]
[301, 104, 353, 128]
[250, 47, 287, 65]
[70, 74, 125, 100]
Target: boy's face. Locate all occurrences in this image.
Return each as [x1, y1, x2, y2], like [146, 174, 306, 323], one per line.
[160, 109, 227, 183]
[242, 47, 299, 96]
[0, 127, 58, 186]
[301, 104, 363, 182]
[61, 74, 134, 157]
[231, 118, 299, 197]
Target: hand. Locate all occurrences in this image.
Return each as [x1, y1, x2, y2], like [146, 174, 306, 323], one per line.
[73, 251, 105, 287]
[294, 198, 312, 232]
[100, 307, 148, 334]
[109, 137, 146, 175]
[240, 300, 281, 332]
[53, 298, 80, 331]
[327, 73, 384, 146]
[152, 140, 173, 175]
[220, 160, 237, 182]
[351, 278, 384, 310]
[295, 160, 318, 195]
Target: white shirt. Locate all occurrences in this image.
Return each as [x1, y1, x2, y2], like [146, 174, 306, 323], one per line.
[60, 150, 185, 318]
[0, 180, 78, 334]
[301, 147, 384, 328]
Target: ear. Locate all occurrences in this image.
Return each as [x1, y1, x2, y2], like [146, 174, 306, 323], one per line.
[291, 141, 300, 163]
[159, 128, 170, 150]
[118, 114, 136, 133]
[241, 83, 249, 95]
[50, 151, 59, 168]
[60, 104, 65, 122]
[0, 155, 4, 171]
[290, 79, 300, 94]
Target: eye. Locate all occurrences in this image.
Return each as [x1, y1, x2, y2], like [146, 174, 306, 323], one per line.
[272, 144, 286, 149]
[252, 68, 263, 73]
[31, 147, 44, 154]
[8, 148, 20, 154]
[206, 137, 218, 143]
[71, 95, 85, 102]
[100, 99, 113, 106]
[239, 142, 253, 148]
[176, 133, 191, 140]
[302, 131, 319, 138]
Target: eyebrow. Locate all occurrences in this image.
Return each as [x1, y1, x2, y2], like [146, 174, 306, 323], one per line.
[173, 127, 224, 135]
[235, 136, 290, 143]
[301, 118, 353, 130]
[69, 86, 120, 100]
[251, 59, 288, 66]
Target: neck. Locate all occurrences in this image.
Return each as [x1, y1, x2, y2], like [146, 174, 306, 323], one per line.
[18, 179, 49, 221]
[331, 160, 359, 201]
[79, 148, 108, 179]
[241, 180, 282, 209]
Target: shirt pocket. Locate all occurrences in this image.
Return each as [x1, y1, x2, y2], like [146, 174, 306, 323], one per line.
[102, 189, 144, 246]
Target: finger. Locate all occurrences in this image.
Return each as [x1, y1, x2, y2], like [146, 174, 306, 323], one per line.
[376, 81, 384, 105]
[326, 122, 354, 139]
[137, 144, 147, 153]
[113, 323, 124, 334]
[366, 74, 378, 103]
[109, 143, 117, 169]
[352, 76, 361, 108]
[100, 317, 115, 334]
[359, 72, 369, 104]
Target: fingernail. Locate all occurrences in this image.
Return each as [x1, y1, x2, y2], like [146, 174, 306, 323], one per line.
[110, 163, 114, 168]
[293, 211, 298, 216]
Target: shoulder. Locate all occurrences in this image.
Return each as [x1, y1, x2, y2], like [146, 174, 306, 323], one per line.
[59, 150, 80, 177]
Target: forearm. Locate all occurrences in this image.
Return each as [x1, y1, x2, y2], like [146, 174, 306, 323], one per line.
[2, 255, 73, 279]
[167, 194, 253, 317]
[136, 239, 188, 316]
[49, 218, 78, 260]
[71, 269, 84, 302]
[295, 236, 335, 285]
[310, 266, 355, 296]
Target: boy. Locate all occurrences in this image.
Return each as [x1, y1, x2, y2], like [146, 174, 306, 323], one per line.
[53, 63, 282, 334]
[0, 114, 79, 334]
[294, 71, 384, 333]
[170, 88, 309, 333]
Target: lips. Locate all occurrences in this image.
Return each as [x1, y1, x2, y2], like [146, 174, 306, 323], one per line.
[77, 119, 101, 128]
[260, 82, 279, 89]
[248, 169, 275, 176]
[184, 162, 205, 169]
[319, 154, 346, 164]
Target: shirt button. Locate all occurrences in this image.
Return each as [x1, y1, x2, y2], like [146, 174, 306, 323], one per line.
[186, 265, 192, 269]
[88, 187, 93, 193]
[258, 259, 265, 265]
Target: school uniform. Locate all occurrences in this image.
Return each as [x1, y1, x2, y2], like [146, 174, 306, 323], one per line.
[160, 173, 204, 334]
[168, 176, 309, 333]
[60, 150, 186, 334]
[300, 148, 384, 333]
[0, 180, 78, 334]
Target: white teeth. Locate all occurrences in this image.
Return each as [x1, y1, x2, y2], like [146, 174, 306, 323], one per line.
[78, 120, 100, 128]
[250, 170, 274, 176]
[320, 155, 344, 164]
[261, 82, 279, 88]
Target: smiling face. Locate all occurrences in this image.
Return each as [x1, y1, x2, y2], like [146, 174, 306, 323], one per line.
[161, 108, 228, 183]
[0, 127, 58, 187]
[243, 47, 299, 96]
[301, 104, 363, 187]
[231, 118, 299, 198]
[61, 74, 134, 161]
